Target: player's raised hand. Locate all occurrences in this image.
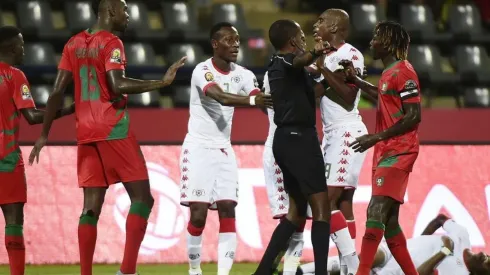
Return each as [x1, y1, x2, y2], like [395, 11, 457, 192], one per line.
[255, 93, 273, 108]
[349, 134, 381, 153]
[29, 135, 47, 165]
[338, 59, 357, 82]
[163, 56, 187, 84]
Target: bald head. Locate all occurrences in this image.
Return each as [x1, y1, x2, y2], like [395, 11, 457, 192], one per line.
[314, 9, 350, 42]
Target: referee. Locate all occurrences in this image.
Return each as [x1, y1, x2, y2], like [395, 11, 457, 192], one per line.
[254, 20, 332, 275]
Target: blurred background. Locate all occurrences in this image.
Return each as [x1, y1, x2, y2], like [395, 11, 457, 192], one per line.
[1, 0, 490, 110]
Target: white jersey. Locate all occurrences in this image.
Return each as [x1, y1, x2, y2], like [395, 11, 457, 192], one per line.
[185, 58, 260, 148]
[377, 220, 471, 275]
[264, 72, 276, 148]
[319, 43, 364, 131]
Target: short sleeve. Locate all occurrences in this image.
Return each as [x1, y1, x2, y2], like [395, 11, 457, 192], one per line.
[103, 38, 126, 72]
[396, 69, 421, 103]
[348, 48, 364, 75]
[241, 69, 261, 96]
[11, 70, 36, 110]
[193, 65, 218, 95]
[58, 43, 72, 72]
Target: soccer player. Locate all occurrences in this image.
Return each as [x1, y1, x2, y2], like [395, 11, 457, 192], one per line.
[179, 22, 272, 275]
[0, 26, 74, 275]
[312, 9, 368, 274]
[28, 1, 186, 275]
[340, 21, 422, 275]
[296, 215, 490, 275]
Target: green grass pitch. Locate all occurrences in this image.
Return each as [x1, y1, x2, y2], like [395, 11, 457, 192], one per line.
[0, 263, 258, 274]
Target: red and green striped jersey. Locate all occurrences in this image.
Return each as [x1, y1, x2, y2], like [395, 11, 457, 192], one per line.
[58, 29, 131, 144]
[374, 60, 421, 172]
[0, 62, 36, 171]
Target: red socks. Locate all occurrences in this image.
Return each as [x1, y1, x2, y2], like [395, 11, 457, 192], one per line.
[357, 220, 385, 275]
[347, 220, 356, 239]
[5, 225, 25, 275]
[78, 215, 98, 275]
[120, 202, 151, 274]
[386, 226, 418, 275]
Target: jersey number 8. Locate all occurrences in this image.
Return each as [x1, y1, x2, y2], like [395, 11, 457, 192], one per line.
[79, 65, 100, 101]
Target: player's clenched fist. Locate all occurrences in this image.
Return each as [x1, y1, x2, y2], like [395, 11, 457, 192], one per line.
[163, 56, 187, 85]
[338, 59, 357, 82]
[255, 93, 273, 108]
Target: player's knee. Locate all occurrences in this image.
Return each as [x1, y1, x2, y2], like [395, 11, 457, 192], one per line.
[2, 204, 24, 226]
[216, 201, 236, 219]
[81, 208, 101, 219]
[366, 196, 393, 223]
[189, 204, 208, 228]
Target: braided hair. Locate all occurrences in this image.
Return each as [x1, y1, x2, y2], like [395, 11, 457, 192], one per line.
[374, 21, 410, 60]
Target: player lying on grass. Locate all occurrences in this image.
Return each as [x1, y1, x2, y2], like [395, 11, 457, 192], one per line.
[292, 214, 490, 275]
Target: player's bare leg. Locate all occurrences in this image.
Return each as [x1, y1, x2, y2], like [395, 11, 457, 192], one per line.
[118, 180, 154, 275]
[383, 204, 417, 275]
[255, 193, 306, 275]
[356, 196, 394, 275]
[78, 187, 106, 275]
[307, 191, 331, 275]
[1, 203, 25, 275]
[187, 202, 209, 275]
[328, 187, 358, 275]
[216, 201, 238, 275]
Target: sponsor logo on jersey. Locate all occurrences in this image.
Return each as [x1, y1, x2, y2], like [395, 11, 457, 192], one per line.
[376, 176, 384, 187]
[110, 48, 122, 63]
[205, 72, 214, 82]
[381, 83, 387, 92]
[21, 84, 32, 100]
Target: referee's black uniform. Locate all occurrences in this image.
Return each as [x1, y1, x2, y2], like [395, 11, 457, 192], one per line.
[268, 53, 327, 200]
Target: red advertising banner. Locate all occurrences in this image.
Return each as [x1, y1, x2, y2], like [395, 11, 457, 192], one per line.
[0, 145, 489, 264]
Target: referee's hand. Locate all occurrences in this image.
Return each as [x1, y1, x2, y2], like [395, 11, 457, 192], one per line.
[255, 93, 273, 108]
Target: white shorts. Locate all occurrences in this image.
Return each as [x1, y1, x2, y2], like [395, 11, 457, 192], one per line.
[263, 145, 312, 218]
[180, 142, 238, 210]
[322, 124, 368, 189]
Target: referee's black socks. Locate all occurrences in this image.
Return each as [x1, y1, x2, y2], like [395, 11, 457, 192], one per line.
[311, 220, 331, 275]
[254, 218, 297, 275]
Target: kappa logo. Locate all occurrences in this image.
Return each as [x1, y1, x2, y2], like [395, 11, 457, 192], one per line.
[113, 162, 188, 255]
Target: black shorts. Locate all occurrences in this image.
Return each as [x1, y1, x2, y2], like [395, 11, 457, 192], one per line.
[273, 126, 327, 199]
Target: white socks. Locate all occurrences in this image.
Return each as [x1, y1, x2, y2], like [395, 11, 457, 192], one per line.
[330, 211, 359, 275]
[187, 232, 203, 275]
[283, 232, 305, 275]
[217, 232, 237, 275]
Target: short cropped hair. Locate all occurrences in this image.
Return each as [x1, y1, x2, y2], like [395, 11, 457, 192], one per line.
[210, 22, 234, 40]
[92, 0, 102, 15]
[0, 26, 21, 45]
[269, 19, 299, 50]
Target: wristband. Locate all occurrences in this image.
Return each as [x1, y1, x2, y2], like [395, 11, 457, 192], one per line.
[440, 247, 452, 256]
[249, 95, 256, 106]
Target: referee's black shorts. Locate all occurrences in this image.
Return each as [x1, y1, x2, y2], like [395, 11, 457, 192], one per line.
[272, 126, 327, 199]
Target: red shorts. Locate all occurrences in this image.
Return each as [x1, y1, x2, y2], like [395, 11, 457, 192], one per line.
[77, 137, 149, 188]
[371, 167, 410, 203]
[0, 166, 27, 205]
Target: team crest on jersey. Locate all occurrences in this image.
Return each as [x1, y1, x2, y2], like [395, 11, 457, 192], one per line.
[205, 72, 214, 82]
[21, 84, 31, 100]
[376, 176, 384, 187]
[232, 75, 242, 83]
[404, 79, 418, 90]
[110, 48, 122, 64]
[381, 83, 387, 92]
